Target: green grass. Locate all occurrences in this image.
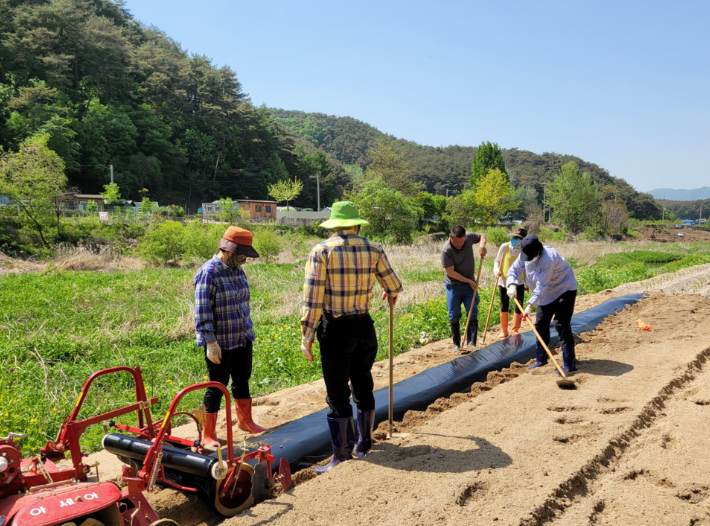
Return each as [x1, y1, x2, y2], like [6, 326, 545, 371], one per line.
[0, 262, 452, 453]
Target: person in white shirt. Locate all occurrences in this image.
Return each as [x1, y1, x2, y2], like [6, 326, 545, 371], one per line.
[493, 226, 527, 339]
[506, 236, 578, 374]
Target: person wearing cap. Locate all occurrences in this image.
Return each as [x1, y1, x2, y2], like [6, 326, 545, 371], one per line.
[505, 236, 578, 374]
[493, 226, 527, 339]
[300, 201, 403, 474]
[194, 226, 265, 448]
[441, 225, 487, 352]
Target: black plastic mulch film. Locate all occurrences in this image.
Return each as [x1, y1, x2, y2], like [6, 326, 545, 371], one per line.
[248, 293, 645, 471]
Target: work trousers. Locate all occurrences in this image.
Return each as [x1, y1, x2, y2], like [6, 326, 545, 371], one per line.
[498, 284, 525, 313]
[203, 340, 253, 413]
[534, 290, 577, 361]
[317, 314, 378, 418]
[445, 281, 480, 324]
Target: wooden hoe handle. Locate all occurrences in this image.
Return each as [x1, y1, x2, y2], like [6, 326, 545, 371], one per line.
[463, 255, 484, 344]
[512, 297, 569, 380]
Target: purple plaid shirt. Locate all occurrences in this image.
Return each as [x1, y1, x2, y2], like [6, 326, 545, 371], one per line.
[194, 255, 255, 349]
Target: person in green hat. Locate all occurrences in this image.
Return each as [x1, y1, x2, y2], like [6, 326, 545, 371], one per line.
[300, 201, 403, 474]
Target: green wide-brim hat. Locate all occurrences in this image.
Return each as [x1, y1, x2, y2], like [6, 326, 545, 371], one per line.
[319, 201, 370, 229]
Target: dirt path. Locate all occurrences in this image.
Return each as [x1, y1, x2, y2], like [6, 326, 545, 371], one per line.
[86, 263, 710, 524]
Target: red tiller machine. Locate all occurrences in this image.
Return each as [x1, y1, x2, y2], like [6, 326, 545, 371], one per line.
[0, 366, 291, 526]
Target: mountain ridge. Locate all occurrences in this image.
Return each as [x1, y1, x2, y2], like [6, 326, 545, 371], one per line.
[650, 187, 710, 201]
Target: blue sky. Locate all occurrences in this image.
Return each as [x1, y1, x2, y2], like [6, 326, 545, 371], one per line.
[123, 0, 709, 192]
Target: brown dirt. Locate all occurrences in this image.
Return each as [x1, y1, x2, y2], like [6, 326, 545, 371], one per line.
[82, 264, 710, 525]
[635, 225, 710, 243]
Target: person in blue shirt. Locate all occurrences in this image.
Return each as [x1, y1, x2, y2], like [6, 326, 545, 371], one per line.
[505, 236, 578, 374]
[194, 226, 265, 448]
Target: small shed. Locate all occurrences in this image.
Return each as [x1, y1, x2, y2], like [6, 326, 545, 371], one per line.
[237, 199, 277, 219]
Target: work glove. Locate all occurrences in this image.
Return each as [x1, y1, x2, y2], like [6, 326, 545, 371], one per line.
[206, 341, 221, 364]
[382, 292, 398, 306]
[523, 304, 533, 320]
[507, 284, 517, 299]
[301, 340, 314, 362]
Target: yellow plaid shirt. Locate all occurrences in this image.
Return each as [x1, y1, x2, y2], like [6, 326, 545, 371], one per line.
[300, 228, 403, 342]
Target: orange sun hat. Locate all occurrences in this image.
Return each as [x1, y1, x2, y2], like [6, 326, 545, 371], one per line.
[218, 226, 260, 258]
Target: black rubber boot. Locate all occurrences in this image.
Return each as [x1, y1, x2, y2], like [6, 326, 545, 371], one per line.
[466, 320, 478, 347]
[450, 321, 461, 352]
[354, 409, 375, 458]
[315, 416, 355, 475]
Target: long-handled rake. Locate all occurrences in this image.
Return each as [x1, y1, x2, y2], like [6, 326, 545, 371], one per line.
[478, 280, 498, 345]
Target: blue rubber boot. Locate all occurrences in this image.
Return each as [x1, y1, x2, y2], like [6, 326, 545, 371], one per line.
[315, 416, 355, 475]
[555, 344, 577, 374]
[354, 409, 375, 458]
[527, 342, 548, 369]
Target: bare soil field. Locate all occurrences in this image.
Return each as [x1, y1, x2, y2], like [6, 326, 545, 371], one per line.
[81, 262, 710, 525]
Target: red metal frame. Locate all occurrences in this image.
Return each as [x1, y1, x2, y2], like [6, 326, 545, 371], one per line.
[1, 366, 157, 501]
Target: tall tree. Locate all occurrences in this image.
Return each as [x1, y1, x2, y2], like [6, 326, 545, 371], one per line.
[0, 135, 67, 246]
[354, 178, 417, 243]
[474, 169, 520, 225]
[364, 139, 421, 197]
[470, 141, 507, 189]
[547, 162, 601, 233]
[268, 178, 303, 210]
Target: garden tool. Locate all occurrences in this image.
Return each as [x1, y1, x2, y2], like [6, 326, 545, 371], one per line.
[513, 298, 576, 390]
[388, 294, 394, 438]
[463, 255, 485, 349]
[479, 280, 497, 345]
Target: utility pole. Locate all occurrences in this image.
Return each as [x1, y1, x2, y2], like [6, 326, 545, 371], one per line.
[542, 183, 547, 223]
[446, 188, 449, 198]
[700, 202, 703, 225]
[316, 171, 321, 212]
[110, 164, 114, 184]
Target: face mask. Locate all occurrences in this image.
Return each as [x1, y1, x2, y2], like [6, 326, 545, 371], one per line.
[226, 254, 247, 268]
[510, 238, 520, 248]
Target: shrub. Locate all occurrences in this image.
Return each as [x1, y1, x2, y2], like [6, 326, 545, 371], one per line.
[253, 228, 282, 262]
[182, 222, 222, 261]
[138, 220, 186, 263]
[480, 227, 509, 246]
[537, 225, 567, 244]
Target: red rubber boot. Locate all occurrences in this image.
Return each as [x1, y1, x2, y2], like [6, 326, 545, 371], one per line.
[202, 412, 221, 448]
[235, 399, 265, 434]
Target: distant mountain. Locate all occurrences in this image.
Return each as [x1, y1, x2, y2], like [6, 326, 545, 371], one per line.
[268, 108, 662, 220]
[650, 187, 710, 201]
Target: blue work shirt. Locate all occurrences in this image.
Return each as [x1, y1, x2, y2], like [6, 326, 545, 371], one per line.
[506, 247, 577, 307]
[194, 255, 256, 349]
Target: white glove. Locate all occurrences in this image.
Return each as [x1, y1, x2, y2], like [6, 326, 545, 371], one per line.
[301, 341, 314, 362]
[507, 285, 517, 299]
[206, 341, 221, 364]
[523, 304, 533, 320]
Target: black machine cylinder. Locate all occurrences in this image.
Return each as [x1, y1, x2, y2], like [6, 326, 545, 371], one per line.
[102, 433, 220, 480]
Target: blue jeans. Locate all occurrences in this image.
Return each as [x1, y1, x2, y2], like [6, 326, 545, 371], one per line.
[445, 282, 480, 324]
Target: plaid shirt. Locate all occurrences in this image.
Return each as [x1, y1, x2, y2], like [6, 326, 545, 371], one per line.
[300, 228, 403, 343]
[194, 255, 255, 349]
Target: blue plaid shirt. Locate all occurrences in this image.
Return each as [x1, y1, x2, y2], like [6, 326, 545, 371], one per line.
[194, 255, 255, 349]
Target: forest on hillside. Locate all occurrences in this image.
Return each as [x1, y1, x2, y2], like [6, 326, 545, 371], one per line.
[268, 109, 662, 220]
[0, 0, 346, 210]
[0, 0, 661, 220]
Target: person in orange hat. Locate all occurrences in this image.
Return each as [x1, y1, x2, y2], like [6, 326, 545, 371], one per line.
[194, 225, 264, 447]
